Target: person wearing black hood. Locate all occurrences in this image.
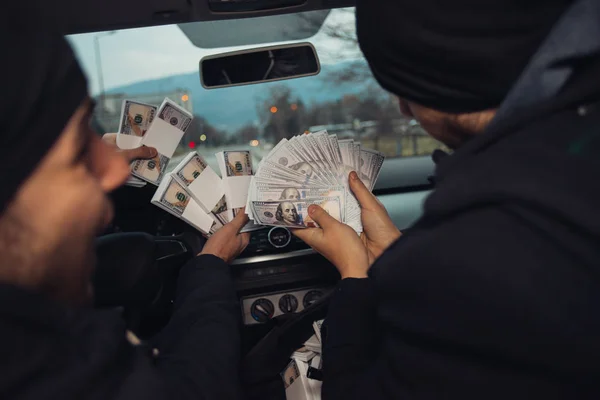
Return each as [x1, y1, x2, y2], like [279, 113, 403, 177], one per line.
[0, 7, 249, 400]
[293, 0, 600, 398]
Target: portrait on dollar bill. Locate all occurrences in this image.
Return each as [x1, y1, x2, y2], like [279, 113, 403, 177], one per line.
[122, 101, 156, 137]
[160, 180, 190, 215]
[279, 188, 301, 200]
[289, 162, 314, 179]
[158, 102, 192, 131]
[224, 151, 253, 177]
[177, 155, 207, 184]
[275, 201, 301, 226]
[132, 153, 167, 184]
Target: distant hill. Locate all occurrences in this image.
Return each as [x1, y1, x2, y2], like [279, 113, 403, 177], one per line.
[107, 61, 378, 131]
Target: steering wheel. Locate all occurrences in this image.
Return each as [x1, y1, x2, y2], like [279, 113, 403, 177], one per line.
[93, 231, 206, 338]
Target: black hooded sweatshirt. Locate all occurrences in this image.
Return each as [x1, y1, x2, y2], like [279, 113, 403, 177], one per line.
[320, 34, 600, 400]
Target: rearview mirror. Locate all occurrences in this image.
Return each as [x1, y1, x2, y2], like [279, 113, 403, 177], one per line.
[200, 43, 320, 89]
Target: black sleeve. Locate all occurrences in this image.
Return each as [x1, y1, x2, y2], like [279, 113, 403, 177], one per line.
[319, 203, 600, 398]
[321, 277, 379, 399]
[152, 254, 243, 400]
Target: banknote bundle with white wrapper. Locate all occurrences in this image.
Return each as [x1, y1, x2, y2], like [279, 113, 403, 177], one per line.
[216, 150, 262, 232]
[282, 320, 325, 400]
[131, 98, 193, 185]
[247, 130, 384, 232]
[151, 174, 223, 237]
[116, 100, 157, 187]
[171, 151, 230, 225]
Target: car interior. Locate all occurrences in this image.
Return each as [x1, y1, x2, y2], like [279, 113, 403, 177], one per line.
[54, 0, 443, 354]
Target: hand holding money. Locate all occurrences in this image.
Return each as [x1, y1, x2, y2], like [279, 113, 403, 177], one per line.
[101, 133, 158, 162]
[291, 203, 370, 279]
[348, 171, 401, 266]
[199, 208, 251, 263]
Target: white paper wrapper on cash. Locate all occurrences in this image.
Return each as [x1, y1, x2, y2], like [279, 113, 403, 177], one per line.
[216, 150, 262, 232]
[151, 174, 222, 236]
[171, 151, 230, 225]
[131, 98, 193, 186]
[116, 99, 158, 188]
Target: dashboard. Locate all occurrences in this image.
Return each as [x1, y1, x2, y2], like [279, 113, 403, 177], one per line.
[232, 190, 429, 324]
[110, 185, 429, 326]
[236, 189, 429, 262]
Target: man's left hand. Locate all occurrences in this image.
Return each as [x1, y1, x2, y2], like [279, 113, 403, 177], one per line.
[200, 210, 251, 263]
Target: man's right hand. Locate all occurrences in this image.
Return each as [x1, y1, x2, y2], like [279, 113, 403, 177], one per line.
[199, 210, 251, 263]
[101, 133, 158, 162]
[349, 171, 401, 265]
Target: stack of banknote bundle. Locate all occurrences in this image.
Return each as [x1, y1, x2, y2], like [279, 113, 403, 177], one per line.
[150, 150, 261, 237]
[117, 98, 192, 187]
[281, 320, 325, 400]
[246, 131, 385, 232]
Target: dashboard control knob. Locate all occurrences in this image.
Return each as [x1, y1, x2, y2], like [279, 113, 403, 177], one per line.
[303, 290, 324, 309]
[250, 298, 275, 323]
[279, 294, 299, 314]
[268, 227, 292, 248]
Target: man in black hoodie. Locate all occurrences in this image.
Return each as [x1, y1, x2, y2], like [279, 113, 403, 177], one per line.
[0, 6, 249, 400]
[294, 0, 600, 397]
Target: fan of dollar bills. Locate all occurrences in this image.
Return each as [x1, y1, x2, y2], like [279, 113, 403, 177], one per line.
[246, 131, 385, 233]
[116, 99, 384, 237]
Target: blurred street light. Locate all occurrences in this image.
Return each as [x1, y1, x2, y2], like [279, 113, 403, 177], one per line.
[270, 106, 278, 114]
[94, 31, 116, 119]
[250, 139, 260, 147]
[200, 134, 207, 142]
[181, 94, 189, 102]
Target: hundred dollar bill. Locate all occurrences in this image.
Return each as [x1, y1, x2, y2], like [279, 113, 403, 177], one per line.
[131, 153, 169, 184]
[174, 152, 208, 185]
[250, 184, 346, 221]
[217, 150, 254, 219]
[172, 152, 230, 224]
[117, 100, 158, 187]
[261, 139, 316, 180]
[223, 151, 253, 177]
[250, 196, 342, 228]
[338, 139, 355, 171]
[359, 148, 385, 191]
[252, 184, 344, 202]
[281, 360, 301, 390]
[155, 177, 190, 216]
[151, 175, 220, 236]
[119, 100, 157, 137]
[313, 319, 324, 342]
[288, 136, 333, 185]
[131, 99, 193, 185]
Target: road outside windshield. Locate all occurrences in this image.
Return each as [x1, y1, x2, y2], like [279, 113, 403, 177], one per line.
[68, 8, 444, 172]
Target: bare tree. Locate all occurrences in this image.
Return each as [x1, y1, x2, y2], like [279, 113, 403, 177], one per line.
[257, 85, 307, 142]
[297, 8, 375, 87]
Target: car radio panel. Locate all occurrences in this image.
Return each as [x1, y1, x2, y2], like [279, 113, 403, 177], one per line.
[241, 286, 332, 325]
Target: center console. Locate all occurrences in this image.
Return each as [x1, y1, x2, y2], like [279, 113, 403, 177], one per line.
[233, 227, 338, 326]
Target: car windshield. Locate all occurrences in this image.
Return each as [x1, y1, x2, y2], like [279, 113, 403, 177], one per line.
[68, 7, 444, 178]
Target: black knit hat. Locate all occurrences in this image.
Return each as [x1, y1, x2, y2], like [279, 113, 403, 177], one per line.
[0, 9, 87, 213]
[356, 0, 572, 113]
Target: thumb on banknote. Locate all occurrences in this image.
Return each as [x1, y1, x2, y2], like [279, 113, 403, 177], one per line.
[307, 204, 337, 229]
[122, 145, 158, 162]
[292, 205, 369, 279]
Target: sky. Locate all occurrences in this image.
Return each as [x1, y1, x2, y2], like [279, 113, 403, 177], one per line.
[68, 8, 359, 96]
